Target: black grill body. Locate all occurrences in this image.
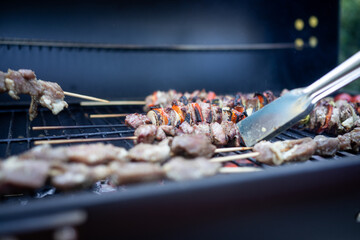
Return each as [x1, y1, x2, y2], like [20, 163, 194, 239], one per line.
[0, 0, 338, 99]
[1, 0, 360, 239]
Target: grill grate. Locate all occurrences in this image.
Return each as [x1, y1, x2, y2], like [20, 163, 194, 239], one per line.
[0, 102, 359, 204]
[0, 104, 139, 157]
[0, 103, 358, 161]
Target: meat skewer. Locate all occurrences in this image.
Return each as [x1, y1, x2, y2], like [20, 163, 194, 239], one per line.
[0, 139, 222, 193]
[2, 127, 360, 194]
[80, 101, 146, 106]
[34, 136, 137, 145]
[0, 69, 68, 120]
[63, 91, 109, 103]
[210, 152, 260, 163]
[143, 89, 275, 112]
[32, 124, 127, 130]
[0, 69, 109, 120]
[126, 96, 360, 143]
[139, 90, 360, 135]
[90, 113, 128, 118]
[219, 167, 263, 173]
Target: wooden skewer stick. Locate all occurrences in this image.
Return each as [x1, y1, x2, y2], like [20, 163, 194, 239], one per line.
[31, 130, 252, 152]
[80, 101, 146, 106]
[64, 91, 109, 103]
[214, 146, 253, 153]
[210, 152, 260, 163]
[34, 136, 137, 145]
[32, 124, 127, 130]
[90, 113, 129, 118]
[219, 167, 263, 173]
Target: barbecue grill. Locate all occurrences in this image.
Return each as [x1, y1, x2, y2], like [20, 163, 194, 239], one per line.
[1, 0, 360, 239]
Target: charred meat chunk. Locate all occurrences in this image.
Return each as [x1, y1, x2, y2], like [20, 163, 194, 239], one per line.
[253, 138, 316, 165]
[163, 157, 220, 181]
[314, 135, 339, 157]
[178, 121, 194, 135]
[19, 144, 69, 163]
[349, 127, 360, 152]
[2, 158, 50, 189]
[51, 163, 93, 190]
[160, 125, 176, 136]
[66, 143, 129, 165]
[171, 135, 216, 158]
[155, 127, 166, 141]
[134, 124, 158, 143]
[210, 122, 227, 146]
[338, 134, 352, 151]
[128, 143, 171, 163]
[193, 122, 212, 140]
[125, 113, 151, 128]
[109, 162, 164, 185]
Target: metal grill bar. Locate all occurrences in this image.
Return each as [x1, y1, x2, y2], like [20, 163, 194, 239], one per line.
[0, 38, 300, 52]
[0, 130, 134, 144]
[5, 111, 15, 157]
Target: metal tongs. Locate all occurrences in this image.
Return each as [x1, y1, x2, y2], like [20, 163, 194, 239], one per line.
[238, 51, 360, 146]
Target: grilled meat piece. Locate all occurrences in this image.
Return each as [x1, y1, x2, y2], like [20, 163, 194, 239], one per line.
[19, 143, 129, 165]
[348, 127, 360, 152]
[134, 124, 158, 143]
[336, 100, 359, 127]
[160, 125, 176, 136]
[2, 158, 50, 189]
[193, 122, 212, 140]
[302, 98, 360, 135]
[314, 135, 339, 157]
[0, 69, 68, 120]
[171, 135, 216, 158]
[337, 127, 360, 152]
[155, 127, 166, 141]
[125, 113, 151, 128]
[51, 163, 93, 190]
[210, 122, 227, 146]
[198, 102, 212, 123]
[221, 121, 241, 147]
[337, 134, 352, 151]
[163, 157, 220, 181]
[178, 121, 194, 134]
[66, 143, 129, 165]
[128, 143, 171, 163]
[263, 90, 276, 103]
[253, 138, 317, 165]
[109, 162, 164, 185]
[211, 105, 223, 123]
[19, 144, 69, 163]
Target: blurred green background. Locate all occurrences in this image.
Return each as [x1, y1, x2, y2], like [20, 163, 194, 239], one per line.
[341, 0, 360, 92]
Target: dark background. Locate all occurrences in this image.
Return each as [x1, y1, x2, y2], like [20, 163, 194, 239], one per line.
[0, 0, 338, 101]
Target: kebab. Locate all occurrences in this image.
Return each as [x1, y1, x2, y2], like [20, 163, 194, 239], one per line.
[0, 68, 110, 120]
[141, 92, 360, 137]
[297, 97, 360, 135]
[144, 89, 276, 111]
[252, 127, 360, 166]
[145, 90, 273, 125]
[0, 136, 221, 194]
[2, 126, 360, 195]
[130, 97, 360, 148]
[0, 69, 68, 120]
